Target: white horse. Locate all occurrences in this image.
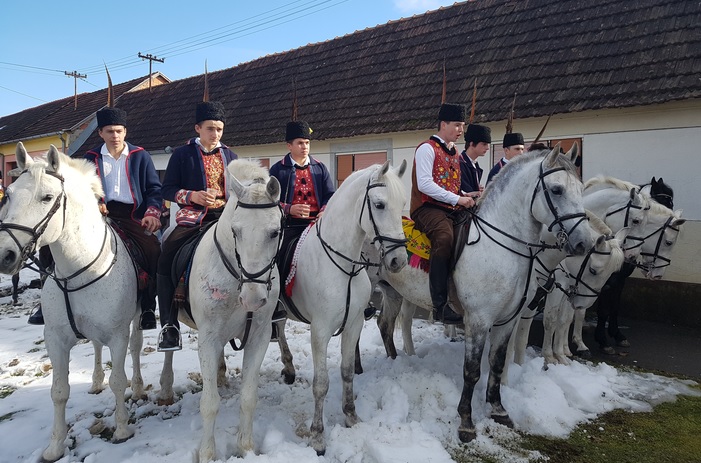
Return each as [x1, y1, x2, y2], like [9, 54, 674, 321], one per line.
[568, 177, 686, 356]
[157, 160, 282, 461]
[274, 160, 408, 455]
[541, 216, 628, 365]
[0, 143, 144, 462]
[509, 178, 651, 366]
[379, 146, 593, 442]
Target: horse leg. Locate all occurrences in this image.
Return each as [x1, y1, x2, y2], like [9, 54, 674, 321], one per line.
[217, 352, 228, 388]
[354, 341, 363, 375]
[197, 337, 225, 462]
[236, 324, 271, 456]
[541, 300, 557, 366]
[42, 335, 72, 462]
[107, 337, 134, 443]
[11, 273, 19, 304]
[458, 325, 488, 442]
[276, 319, 296, 385]
[157, 351, 175, 405]
[89, 341, 106, 395]
[400, 299, 418, 356]
[341, 317, 362, 428]
[607, 278, 628, 346]
[129, 319, 146, 400]
[486, 322, 516, 429]
[376, 283, 400, 359]
[511, 312, 535, 366]
[553, 303, 573, 365]
[572, 308, 591, 358]
[309, 326, 332, 455]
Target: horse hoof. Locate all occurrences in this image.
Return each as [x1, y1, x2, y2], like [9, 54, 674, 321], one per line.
[576, 349, 592, 359]
[315, 448, 326, 456]
[491, 414, 514, 428]
[458, 428, 477, 443]
[616, 339, 631, 348]
[282, 372, 295, 385]
[355, 365, 363, 375]
[157, 397, 175, 406]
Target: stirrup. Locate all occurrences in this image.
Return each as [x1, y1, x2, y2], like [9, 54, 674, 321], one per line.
[157, 325, 182, 352]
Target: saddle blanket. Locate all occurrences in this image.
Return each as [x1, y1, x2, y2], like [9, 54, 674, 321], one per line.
[284, 222, 314, 297]
[403, 217, 430, 260]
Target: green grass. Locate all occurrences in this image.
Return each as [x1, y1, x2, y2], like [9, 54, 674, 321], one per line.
[520, 393, 701, 463]
[0, 385, 16, 399]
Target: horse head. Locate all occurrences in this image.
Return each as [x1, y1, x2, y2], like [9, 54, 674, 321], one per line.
[223, 159, 283, 311]
[565, 220, 628, 310]
[0, 143, 102, 274]
[636, 203, 685, 280]
[359, 160, 408, 273]
[648, 176, 674, 209]
[530, 144, 592, 256]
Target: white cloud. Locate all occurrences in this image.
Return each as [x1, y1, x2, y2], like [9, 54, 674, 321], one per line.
[393, 0, 460, 15]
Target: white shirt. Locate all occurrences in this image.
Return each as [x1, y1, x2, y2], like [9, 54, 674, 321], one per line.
[101, 144, 133, 204]
[195, 137, 222, 153]
[414, 135, 460, 206]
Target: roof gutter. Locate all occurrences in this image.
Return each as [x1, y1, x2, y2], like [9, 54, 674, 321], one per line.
[1, 130, 70, 148]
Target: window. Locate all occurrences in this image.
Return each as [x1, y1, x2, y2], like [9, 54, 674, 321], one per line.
[336, 152, 387, 186]
[491, 138, 582, 179]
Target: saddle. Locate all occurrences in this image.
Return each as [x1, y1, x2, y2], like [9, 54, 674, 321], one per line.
[404, 209, 473, 272]
[107, 219, 148, 291]
[170, 221, 217, 316]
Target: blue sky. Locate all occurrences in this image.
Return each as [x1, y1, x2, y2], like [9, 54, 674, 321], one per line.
[0, 0, 458, 118]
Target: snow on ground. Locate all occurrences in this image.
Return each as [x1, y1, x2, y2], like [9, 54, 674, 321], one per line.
[0, 267, 698, 462]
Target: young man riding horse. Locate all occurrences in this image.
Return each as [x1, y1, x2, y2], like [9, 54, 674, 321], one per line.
[410, 103, 476, 324]
[157, 101, 238, 351]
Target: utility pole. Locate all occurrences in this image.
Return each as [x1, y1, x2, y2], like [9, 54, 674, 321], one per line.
[64, 71, 87, 110]
[138, 53, 165, 91]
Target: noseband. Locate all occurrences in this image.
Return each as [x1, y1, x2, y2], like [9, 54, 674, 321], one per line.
[529, 162, 588, 250]
[212, 199, 283, 292]
[605, 192, 650, 255]
[359, 177, 407, 261]
[561, 239, 616, 301]
[0, 170, 67, 266]
[635, 215, 679, 273]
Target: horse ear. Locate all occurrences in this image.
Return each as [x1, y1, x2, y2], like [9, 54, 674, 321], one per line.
[650, 177, 657, 186]
[629, 187, 636, 201]
[672, 216, 686, 227]
[379, 160, 391, 177]
[15, 142, 33, 170]
[544, 143, 561, 167]
[46, 145, 62, 173]
[394, 159, 408, 179]
[595, 234, 606, 247]
[614, 227, 630, 244]
[564, 142, 579, 163]
[267, 176, 281, 202]
[229, 174, 245, 200]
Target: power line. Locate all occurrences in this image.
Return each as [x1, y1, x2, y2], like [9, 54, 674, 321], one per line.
[0, 84, 48, 103]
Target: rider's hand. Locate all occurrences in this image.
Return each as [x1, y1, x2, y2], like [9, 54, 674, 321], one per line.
[456, 196, 475, 208]
[290, 203, 311, 218]
[98, 203, 108, 215]
[141, 216, 161, 234]
[191, 190, 215, 207]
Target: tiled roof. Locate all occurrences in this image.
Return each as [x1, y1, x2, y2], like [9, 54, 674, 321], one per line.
[38, 0, 701, 153]
[0, 75, 165, 144]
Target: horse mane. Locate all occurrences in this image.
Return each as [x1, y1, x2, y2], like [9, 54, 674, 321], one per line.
[603, 237, 625, 274]
[583, 175, 637, 193]
[585, 209, 612, 236]
[27, 152, 104, 199]
[480, 148, 578, 205]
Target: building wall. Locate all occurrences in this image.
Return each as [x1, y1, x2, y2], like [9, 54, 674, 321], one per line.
[234, 99, 701, 288]
[0, 135, 67, 187]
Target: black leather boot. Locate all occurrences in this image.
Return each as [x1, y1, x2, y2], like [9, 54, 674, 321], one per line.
[429, 256, 462, 325]
[157, 273, 181, 351]
[139, 278, 157, 330]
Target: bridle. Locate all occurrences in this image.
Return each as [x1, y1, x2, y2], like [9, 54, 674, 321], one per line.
[211, 196, 283, 350]
[559, 238, 617, 302]
[315, 175, 406, 335]
[0, 168, 117, 339]
[0, 170, 67, 266]
[635, 215, 680, 274]
[604, 190, 649, 256]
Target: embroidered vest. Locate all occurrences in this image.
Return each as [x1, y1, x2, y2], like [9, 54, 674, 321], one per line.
[410, 139, 461, 214]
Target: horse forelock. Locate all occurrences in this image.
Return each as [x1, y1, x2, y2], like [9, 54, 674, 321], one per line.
[227, 159, 269, 184]
[603, 238, 625, 274]
[586, 210, 612, 236]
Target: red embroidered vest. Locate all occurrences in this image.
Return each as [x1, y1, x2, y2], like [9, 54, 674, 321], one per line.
[410, 139, 460, 214]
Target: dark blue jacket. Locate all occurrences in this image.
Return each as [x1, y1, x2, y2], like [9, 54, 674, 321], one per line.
[269, 153, 335, 215]
[161, 138, 238, 226]
[84, 142, 162, 222]
[459, 151, 483, 194]
[486, 158, 507, 185]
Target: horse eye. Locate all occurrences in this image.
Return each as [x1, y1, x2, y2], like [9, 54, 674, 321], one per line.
[374, 202, 385, 210]
[665, 240, 673, 246]
[550, 185, 563, 195]
[632, 218, 641, 225]
[42, 194, 54, 202]
[271, 230, 280, 239]
[589, 267, 598, 276]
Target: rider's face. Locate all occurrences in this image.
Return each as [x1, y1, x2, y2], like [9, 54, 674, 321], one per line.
[195, 120, 224, 150]
[98, 125, 127, 153]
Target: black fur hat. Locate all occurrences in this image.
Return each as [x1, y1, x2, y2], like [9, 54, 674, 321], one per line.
[437, 103, 467, 122]
[286, 120, 313, 142]
[96, 108, 127, 128]
[464, 124, 491, 145]
[196, 101, 226, 124]
[503, 132, 525, 148]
